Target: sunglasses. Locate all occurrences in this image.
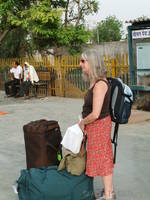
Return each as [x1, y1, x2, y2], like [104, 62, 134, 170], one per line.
[80, 59, 86, 63]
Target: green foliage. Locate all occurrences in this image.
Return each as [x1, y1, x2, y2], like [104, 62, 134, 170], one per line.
[5, 0, 63, 38]
[58, 25, 92, 55]
[0, 0, 15, 29]
[65, 0, 98, 25]
[58, 25, 91, 46]
[0, 0, 98, 57]
[0, 0, 63, 56]
[0, 28, 31, 58]
[93, 15, 123, 43]
[32, 25, 91, 54]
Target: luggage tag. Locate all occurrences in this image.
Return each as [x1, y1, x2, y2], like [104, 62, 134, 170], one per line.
[57, 151, 62, 161]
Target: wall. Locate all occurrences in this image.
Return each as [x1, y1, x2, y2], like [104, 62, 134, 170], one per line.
[82, 40, 128, 57]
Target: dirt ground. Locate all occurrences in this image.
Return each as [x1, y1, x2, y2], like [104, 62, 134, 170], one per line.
[0, 91, 150, 200]
[129, 109, 150, 124]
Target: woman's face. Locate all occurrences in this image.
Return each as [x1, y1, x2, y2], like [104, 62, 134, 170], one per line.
[80, 58, 91, 76]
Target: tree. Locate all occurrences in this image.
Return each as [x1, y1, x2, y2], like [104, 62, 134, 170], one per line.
[0, 28, 30, 58]
[0, 0, 32, 42]
[0, 0, 98, 57]
[0, 0, 64, 57]
[64, 0, 98, 27]
[93, 15, 123, 43]
[19, 0, 98, 54]
[0, 0, 36, 57]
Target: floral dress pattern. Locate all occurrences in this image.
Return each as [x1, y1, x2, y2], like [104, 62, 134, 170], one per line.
[85, 115, 114, 177]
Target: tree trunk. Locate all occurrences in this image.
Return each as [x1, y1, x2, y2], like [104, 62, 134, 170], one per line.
[76, 0, 81, 26]
[64, 0, 70, 27]
[0, 30, 9, 43]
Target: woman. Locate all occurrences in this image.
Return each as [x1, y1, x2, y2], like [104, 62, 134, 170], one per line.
[79, 49, 115, 200]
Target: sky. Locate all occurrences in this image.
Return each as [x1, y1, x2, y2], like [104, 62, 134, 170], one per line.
[86, 0, 150, 35]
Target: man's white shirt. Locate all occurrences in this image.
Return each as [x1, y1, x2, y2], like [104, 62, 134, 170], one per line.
[10, 65, 22, 79]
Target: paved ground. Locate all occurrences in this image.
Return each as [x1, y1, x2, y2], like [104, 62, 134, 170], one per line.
[0, 91, 150, 200]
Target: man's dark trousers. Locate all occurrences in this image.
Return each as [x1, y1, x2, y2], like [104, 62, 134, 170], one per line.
[5, 78, 20, 96]
[18, 81, 31, 96]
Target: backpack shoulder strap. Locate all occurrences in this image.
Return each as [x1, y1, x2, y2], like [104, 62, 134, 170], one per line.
[111, 122, 119, 164]
[91, 79, 109, 90]
[94, 79, 110, 89]
[96, 79, 109, 85]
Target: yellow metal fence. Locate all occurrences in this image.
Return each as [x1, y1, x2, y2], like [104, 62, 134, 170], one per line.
[0, 54, 129, 98]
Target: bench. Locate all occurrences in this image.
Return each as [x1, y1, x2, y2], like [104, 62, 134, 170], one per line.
[131, 85, 150, 97]
[30, 71, 51, 97]
[131, 85, 150, 92]
[7, 80, 22, 96]
[6, 69, 56, 97]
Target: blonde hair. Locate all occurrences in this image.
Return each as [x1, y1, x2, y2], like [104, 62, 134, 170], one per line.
[81, 49, 106, 81]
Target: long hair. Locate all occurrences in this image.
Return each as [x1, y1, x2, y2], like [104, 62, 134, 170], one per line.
[81, 49, 106, 81]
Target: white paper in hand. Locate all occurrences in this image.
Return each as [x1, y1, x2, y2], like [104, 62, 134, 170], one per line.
[61, 124, 83, 154]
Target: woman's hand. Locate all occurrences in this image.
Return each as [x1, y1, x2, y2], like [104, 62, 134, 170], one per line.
[78, 119, 85, 132]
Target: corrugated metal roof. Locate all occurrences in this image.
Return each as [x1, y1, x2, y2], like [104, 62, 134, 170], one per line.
[125, 17, 150, 24]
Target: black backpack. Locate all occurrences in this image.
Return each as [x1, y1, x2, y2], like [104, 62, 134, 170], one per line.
[107, 77, 133, 163]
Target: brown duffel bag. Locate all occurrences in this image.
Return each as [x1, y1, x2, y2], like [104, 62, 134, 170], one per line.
[23, 119, 62, 169]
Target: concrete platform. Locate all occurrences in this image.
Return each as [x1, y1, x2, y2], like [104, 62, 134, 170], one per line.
[0, 91, 150, 200]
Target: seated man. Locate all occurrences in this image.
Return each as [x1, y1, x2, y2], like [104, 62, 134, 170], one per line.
[5, 61, 22, 97]
[15, 61, 39, 97]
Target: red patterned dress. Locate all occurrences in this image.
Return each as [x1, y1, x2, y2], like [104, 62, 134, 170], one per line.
[82, 79, 114, 177]
[85, 116, 114, 177]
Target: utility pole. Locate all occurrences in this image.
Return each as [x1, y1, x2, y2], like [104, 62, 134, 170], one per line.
[96, 23, 99, 44]
[97, 27, 99, 44]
